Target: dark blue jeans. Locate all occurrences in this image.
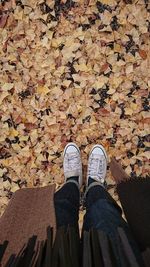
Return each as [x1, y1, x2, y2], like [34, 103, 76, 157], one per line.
[54, 182, 80, 229]
[54, 181, 123, 231]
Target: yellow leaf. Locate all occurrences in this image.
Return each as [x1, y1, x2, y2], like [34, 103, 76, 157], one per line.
[2, 83, 14, 91]
[62, 80, 71, 88]
[74, 63, 89, 72]
[47, 30, 54, 40]
[9, 128, 19, 137]
[30, 129, 38, 142]
[73, 88, 82, 97]
[11, 144, 21, 151]
[0, 92, 9, 105]
[130, 103, 137, 111]
[0, 168, 7, 177]
[114, 43, 122, 53]
[125, 108, 133, 115]
[112, 93, 119, 101]
[1, 159, 10, 167]
[111, 77, 123, 88]
[95, 77, 108, 89]
[107, 88, 116, 94]
[47, 117, 57, 126]
[77, 105, 83, 112]
[14, 9, 23, 20]
[11, 184, 19, 193]
[51, 38, 62, 48]
[20, 136, 29, 142]
[37, 86, 50, 95]
[36, 154, 45, 162]
[94, 94, 100, 101]
[99, 0, 116, 5]
[54, 66, 65, 76]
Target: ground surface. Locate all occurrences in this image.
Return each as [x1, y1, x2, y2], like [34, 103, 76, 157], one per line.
[0, 0, 149, 217]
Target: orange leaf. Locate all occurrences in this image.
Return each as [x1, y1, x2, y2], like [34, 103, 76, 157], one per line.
[24, 123, 37, 130]
[98, 108, 110, 117]
[139, 49, 147, 60]
[100, 63, 109, 73]
[142, 118, 150, 124]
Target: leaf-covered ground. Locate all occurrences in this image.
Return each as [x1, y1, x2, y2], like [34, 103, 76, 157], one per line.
[0, 0, 149, 217]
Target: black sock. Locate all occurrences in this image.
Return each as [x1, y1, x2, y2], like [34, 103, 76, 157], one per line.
[88, 177, 107, 188]
[88, 177, 96, 186]
[66, 176, 79, 183]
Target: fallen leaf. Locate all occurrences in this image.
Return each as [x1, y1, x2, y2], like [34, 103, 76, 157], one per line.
[2, 83, 14, 91]
[98, 108, 110, 117]
[125, 108, 133, 115]
[0, 14, 8, 28]
[138, 49, 147, 60]
[74, 63, 90, 72]
[0, 92, 9, 105]
[125, 65, 133, 75]
[107, 88, 116, 94]
[9, 128, 19, 137]
[100, 63, 109, 73]
[37, 86, 50, 95]
[62, 80, 72, 88]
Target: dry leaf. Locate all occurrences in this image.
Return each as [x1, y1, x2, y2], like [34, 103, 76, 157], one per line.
[138, 49, 147, 60]
[0, 92, 9, 105]
[2, 83, 14, 91]
[0, 14, 8, 28]
[37, 86, 50, 95]
[125, 108, 133, 116]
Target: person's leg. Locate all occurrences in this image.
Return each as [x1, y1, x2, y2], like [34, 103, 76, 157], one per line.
[54, 177, 80, 228]
[54, 143, 82, 229]
[83, 179, 122, 231]
[53, 143, 82, 267]
[83, 144, 110, 231]
[82, 145, 144, 266]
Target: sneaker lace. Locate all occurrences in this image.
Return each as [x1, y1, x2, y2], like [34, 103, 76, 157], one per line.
[88, 156, 104, 178]
[66, 152, 80, 171]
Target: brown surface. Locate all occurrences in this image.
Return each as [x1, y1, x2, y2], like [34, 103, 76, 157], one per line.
[0, 184, 56, 266]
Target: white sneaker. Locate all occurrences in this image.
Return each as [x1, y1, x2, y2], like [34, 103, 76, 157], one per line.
[87, 144, 107, 185]
[63, 143, 82, 188]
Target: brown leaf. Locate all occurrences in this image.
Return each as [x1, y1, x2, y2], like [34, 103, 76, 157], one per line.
[100, 63, 109, 73]
[98, 108, 110, 117]
[24, 123, 37, 130]
[138, 49, 147, 60]
[0, 14, 8, 28]
[142, 118, 150, 124]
